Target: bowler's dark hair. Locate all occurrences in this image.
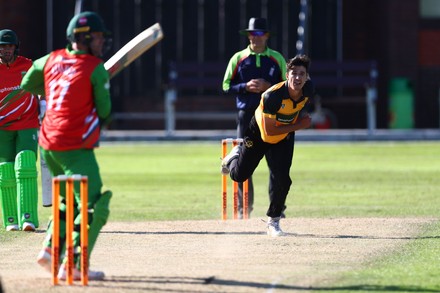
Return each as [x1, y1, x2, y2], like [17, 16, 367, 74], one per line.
[287, 54, 310, 72]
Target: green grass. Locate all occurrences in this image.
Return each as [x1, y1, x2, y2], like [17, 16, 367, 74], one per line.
[93, 141, 439, 221]
[1, 141, 440, 290]
[317, 220, 440, 292]
[292, 142, 440, 217]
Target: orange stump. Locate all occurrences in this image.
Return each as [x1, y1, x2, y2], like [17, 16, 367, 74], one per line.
[221, 138, 249, 220]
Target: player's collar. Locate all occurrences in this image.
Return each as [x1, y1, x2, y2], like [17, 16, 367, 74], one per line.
[247, 45, 270, 56]
[66, 44, 88, 55]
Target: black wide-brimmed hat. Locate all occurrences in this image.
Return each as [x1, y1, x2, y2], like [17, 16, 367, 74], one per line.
[239, 17, 270, 35]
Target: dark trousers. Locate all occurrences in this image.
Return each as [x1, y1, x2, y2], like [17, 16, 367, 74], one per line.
[230, 117, 295, 218]
[237, 109, 255, 211]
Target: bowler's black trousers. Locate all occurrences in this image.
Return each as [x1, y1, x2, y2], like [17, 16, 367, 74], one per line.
[229, 117, 295, 218]
[237, 109, 256, 212]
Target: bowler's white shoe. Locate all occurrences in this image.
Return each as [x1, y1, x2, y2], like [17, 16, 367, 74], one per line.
[6, 224, 19, 231]
[221, 145, 240, 175]
[57, 263, 105, 281]
[267, 217, 284, 237]
[22, 222, 36, 232]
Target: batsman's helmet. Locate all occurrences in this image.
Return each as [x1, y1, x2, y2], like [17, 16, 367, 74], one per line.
[66, 11, 110, 43]
[0, 29, 19, 55]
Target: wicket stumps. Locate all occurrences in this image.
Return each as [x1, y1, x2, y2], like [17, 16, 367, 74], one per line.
[221, 138, 249, 220]
[52, 175, 88, 286]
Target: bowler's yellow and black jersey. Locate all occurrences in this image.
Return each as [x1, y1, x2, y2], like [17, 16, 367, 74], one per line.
[255, 80, 311, 144]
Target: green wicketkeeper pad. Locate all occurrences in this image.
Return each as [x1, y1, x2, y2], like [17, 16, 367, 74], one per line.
[15, 150, 39, 229]
[0, 162, 18, 228]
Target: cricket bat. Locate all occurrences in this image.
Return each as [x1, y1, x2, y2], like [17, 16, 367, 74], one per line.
[40, 149, 53, 207]
[40, 23, 164, 207]
[104, 22, 164, 79]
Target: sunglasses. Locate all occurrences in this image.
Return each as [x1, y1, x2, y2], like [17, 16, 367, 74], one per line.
[248, 31, 266, 37]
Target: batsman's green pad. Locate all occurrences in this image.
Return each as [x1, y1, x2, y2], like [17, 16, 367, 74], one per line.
[0, 162, 18, 228]
[73, 190, 112, 266]
[15, 150, 39, 229]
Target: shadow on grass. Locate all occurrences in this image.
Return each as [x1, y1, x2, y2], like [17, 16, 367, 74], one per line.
[101, 230, 265, 235]
[101, 230, 440, 240]
[90, 276, 440, 292]
[294, 233, 440, 240]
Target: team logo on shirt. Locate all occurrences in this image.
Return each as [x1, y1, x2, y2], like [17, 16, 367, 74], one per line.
[244, 137, 253, 148]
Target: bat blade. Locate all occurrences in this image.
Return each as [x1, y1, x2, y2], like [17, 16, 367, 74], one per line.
[104, 23, 164, 79]
[40, 150, 53, 207]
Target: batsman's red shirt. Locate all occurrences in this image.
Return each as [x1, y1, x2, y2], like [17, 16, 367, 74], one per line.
[21, 47, 111, 151]
[0, 56, 39, 130]
[42, 49, 106, 150]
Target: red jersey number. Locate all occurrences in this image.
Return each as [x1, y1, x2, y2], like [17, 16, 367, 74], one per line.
[47, 78, 71, 111]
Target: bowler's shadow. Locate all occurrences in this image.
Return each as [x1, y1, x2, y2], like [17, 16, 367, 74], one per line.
[88, 275, 440, 292]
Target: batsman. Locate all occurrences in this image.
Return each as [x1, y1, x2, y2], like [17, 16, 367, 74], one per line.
[0, 29, 40, 232]
[21, 11, 112, 280]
